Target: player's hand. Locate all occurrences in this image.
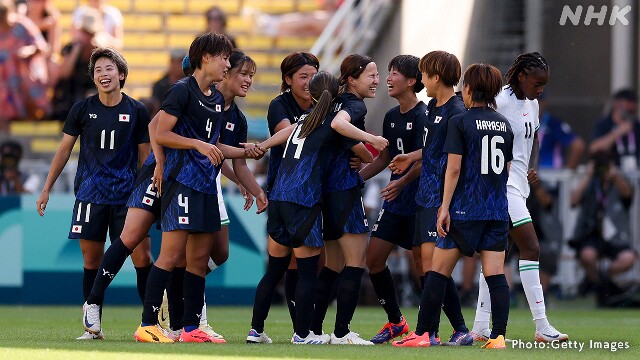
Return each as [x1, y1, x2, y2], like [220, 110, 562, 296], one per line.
[255, 191, 268, 214]
[36, 191, 49, 216]
[152, 163, 164, 196]
[527, 169, 538, 184]
[196, 141, 224, 165]
[238, 184, 254, 211]
[380, 179, 404, 201]
[436, 206, 450, 237]
[350, 156, 362, 169]
[240, 142, 266, 160]
[369, 135, 389, 152]
[389, 154, 412, 174]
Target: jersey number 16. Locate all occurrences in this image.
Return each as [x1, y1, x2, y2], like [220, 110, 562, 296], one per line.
[481, 135, 505, 174]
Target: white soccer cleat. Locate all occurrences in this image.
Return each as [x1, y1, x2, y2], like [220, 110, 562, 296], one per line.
[292, 332, 329, 344]
[199, 324, 224, 340]
[246, 328, 273, 344]
[310, 331, 331, 344]
[535, 325, 569, 342]
[76, 330, 104, 340]
[158, 290, 170, 331]
[470, 327, 491, 342]
[82, 302, 101, 334]
[330, 332, 374, 345]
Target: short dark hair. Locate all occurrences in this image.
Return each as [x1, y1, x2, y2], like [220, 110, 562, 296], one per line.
[462, 63, 503, 109]
[419, 51, 461, 87]
[188, 32, 233, 71]
[205, 6, 228, 28]
[280, 51, 320, 92]
[388, 55, 424, 93]
[88, 47, 128, 88]
[339, 54, 374, 90]
[229, 50, 256, 74]
[613, 88, 638, 102]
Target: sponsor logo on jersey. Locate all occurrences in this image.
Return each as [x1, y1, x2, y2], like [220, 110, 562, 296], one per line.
[119, 114, 130, 122]
[89, 113, 97, 119]
[72, 225, 83, 233]
[407, 122, 413, 130]
[390, 123, 395, 128]
[225, 122, 235, 131]
[179, 216, 189, 224]
[216, 104, 222, 112]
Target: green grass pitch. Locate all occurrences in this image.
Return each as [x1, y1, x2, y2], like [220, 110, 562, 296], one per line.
[0, 304, 638, 359]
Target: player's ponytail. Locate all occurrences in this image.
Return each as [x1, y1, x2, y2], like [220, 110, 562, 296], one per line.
[299, 71, 339, 138]
[462, 63, 503, 108]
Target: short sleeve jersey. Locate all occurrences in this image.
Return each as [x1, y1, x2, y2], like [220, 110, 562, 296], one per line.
[63, 93, 150, 204]
[323, 92, 368, 193]
[381, 102, 427, 216]
[161, 76, 224, 194]
[266, 91, 307, 192]
[495, 85, 539, 198]
[416, 95, 466, 209]
[443, 107, 514, 221]
[270, 111, 357, 207]
[219, 101, 248, 148]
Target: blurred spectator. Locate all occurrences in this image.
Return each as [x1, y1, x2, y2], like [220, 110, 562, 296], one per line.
[72, 0, 122, 49]
[569, 150, 638, 307]
[0, 140, 39, 194]
[151, 48, 186, 103]
[538, 94, 585, 170]
[590, 89, 640, 172]
[204, 6, 237, 48]
[49, 7, 99, 121]
[25, 0, 61, 58]
[0, 0, 50, 127]
[245, 0, 342, 37]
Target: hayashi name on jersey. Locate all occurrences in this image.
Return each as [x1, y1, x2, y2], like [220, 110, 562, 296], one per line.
[476, 119, 509, 132]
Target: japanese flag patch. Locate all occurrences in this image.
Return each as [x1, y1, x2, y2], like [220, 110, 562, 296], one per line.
[142, 196, 154, 206]
[434, 116, 442, 124]
[406, 122, 413, 130]
[72, 225, 83, 233]
[179, 216, 189, 224]
[215, 104, 222, 112]
[225, 122, 235, 131]
[119, 114, 130, 122]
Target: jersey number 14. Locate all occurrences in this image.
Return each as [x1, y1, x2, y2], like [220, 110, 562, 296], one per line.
[283, 125, 306, 159]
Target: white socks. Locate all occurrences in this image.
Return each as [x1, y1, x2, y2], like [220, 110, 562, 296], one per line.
[473, 270, 491, 331]
[519, 260, 549, 331]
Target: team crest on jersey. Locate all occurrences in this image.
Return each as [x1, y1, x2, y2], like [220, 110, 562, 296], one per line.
[425, 110, 429, 116]
[390, 123, 395, 128]
[406, 123, 413, 130]
[179, 216, 189, 224]
[72, 225, 83, 233]
[142, 196, 154, 206]
[434, 116, 442, 124]
[216, 104, 222, 112]
[119, 114, 130, 122]
[225, 122, 235, 131]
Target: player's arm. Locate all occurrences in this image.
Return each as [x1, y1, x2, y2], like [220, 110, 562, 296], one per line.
[331, 110, 388, 151]
[138, 143, 151, 170]
[232, 158, 268, 214]
[350, 143, 374, 164]
[527, 130, 540, 184]
[36, 134, 78, 216]
[389, 149, 421, 174]
[382, 160, 423, 201]
[359, 148, 390, 181]
[256, 124, 295, 150]
[436, 153, 462, 237]
[156, 111, 223, 165]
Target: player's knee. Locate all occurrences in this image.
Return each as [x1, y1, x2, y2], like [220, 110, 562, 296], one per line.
[366, 255, 385, 274]
[519, 238, 540, 260]
[616, 250, 637, 269]
[210, 251, 229, 267]
[580, 247, 598, 265]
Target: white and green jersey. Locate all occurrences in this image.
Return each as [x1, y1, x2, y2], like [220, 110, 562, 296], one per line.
[495, 85, 539, 198]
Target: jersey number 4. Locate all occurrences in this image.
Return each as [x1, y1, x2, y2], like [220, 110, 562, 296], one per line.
[481, 135, 505, 174]
[283, 125, 306, 159]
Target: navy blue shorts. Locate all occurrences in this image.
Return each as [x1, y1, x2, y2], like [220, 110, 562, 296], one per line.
[413, 206, 438, 246]
[69, 200, 127, 242]
[371, 209, 415, 250]
[322, 187, 368, 241]
[126, 163, 161, 219]
[267, 201, 323, 248]
[161, 180, 220, 233]
[436, 219, 509, 257]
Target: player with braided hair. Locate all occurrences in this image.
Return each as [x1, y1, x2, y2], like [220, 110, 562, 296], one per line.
[470, 52, 568, 343]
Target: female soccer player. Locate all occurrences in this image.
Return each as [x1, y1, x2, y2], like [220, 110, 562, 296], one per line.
[35, 47, 152, 340]
[247, 52, 320, 340]
[133, 32, 253, 343]
[389, 51, 472, 346]
[310, 54, 387, 345]
[394, 63, 514, 349]
[358, 55, 425, 343]
[469, 53, 568, 343]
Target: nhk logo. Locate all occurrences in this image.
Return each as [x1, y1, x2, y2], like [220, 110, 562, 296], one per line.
[559, 4, 631, 26]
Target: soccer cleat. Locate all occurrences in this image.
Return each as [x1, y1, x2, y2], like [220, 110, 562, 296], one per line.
[158, 290, 170, 331]
[164, 328, 181, 341]
[310, 331, 331, 344]
[82, 302, 101, 334]
[199, 324, 224, 340]
[179, 328, 226, 343]
[370, 316, 409, 343]
[134, 325, 174, 343]
[430, 332, 441, 346]
[76, 330, 104, 340]
[246, 329, 272, 344]
[330, 331, 374, 345]
[470, 327, 491, 342]
[535, 325, 569, 342]
[292, 332, 329, 344]
[392, 331, 431, 347]
[442, 331, 474, 346]
[481, 335, 506, 349]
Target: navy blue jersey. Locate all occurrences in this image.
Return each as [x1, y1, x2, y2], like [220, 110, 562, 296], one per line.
[443, 107, 514, 221]
[323, 92, 368, 193]
[416, 95, 466, 208]
[270, 112, 357, 207]
[63, 93, 150, 205]
[381, 102, 426, 216]
[219, 101, 248, 148]
[143, 151, 156, 166]
[266, 91, 307, 192]
[161, 76, 224, 194]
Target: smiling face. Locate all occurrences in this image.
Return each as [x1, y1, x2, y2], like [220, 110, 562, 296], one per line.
[93, 57, 124, 94]
[286, 64, 318, 106]
[518, 67, 548, 100]
[421, 71, 441, 98]
[203, 53, 231, 82]
[387, 66, 414, 98]
[350, 62, 379, 99]
[225, 62, 255, 98]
